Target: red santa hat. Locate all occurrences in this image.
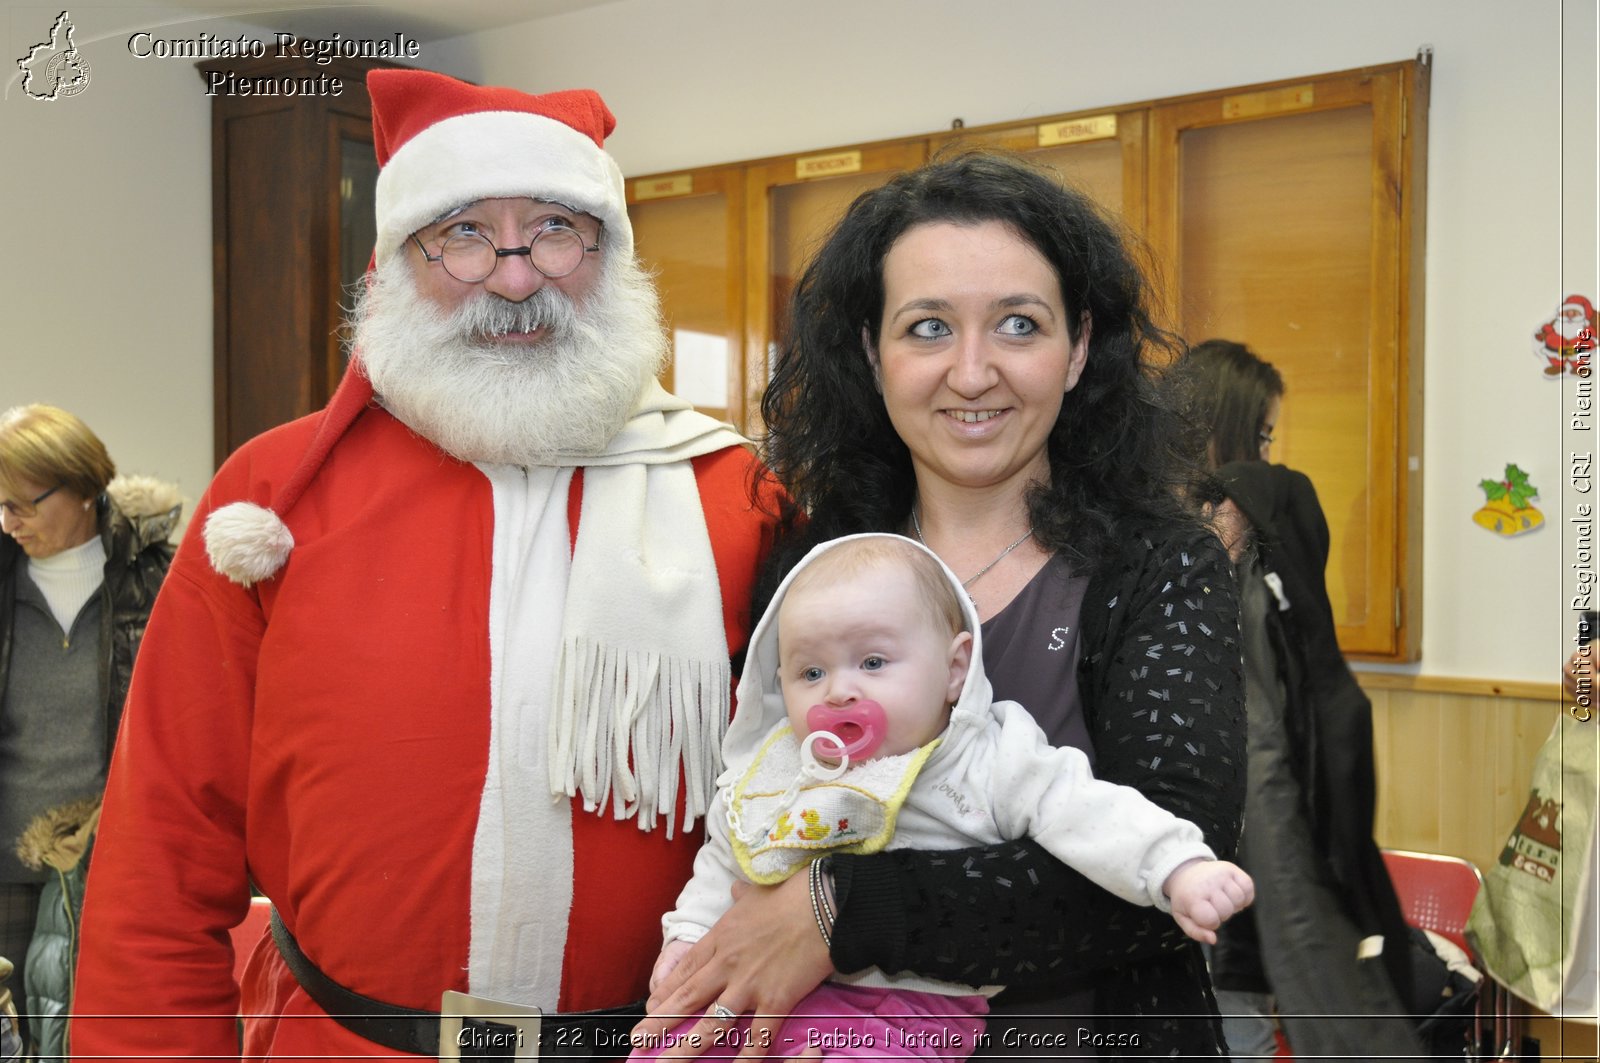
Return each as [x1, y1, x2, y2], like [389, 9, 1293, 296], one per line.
[369, 69, 631, 264]
[205, 71, 632, 586]
[1563, 295, 1596, 317]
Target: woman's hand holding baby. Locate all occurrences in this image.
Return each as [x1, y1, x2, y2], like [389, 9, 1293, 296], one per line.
[635, 874, 834, 1060]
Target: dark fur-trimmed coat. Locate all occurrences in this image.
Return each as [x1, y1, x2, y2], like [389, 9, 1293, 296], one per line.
[3, 478, 179, 1056]
[0, 475, 181, 755]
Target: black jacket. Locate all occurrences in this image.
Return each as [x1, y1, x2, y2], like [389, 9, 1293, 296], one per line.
[1208, 461, 1413, 1003]
[0, 476, 180, 760]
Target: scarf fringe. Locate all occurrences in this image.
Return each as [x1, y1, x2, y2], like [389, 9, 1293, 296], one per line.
[550, 636, 730, 840]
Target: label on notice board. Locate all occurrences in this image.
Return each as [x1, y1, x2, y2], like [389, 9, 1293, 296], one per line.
[634, 173, 694, 200]
[796, 150, 862, 180]
[1037, 114, 1117, 146]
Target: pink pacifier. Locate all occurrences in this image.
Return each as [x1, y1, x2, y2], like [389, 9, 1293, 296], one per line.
[805, 700, 888, 764]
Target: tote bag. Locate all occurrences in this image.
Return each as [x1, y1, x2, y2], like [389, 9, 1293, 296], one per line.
[1466, 716, 1599, 1020]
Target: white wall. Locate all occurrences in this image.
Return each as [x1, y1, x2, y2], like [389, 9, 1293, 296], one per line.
[2, 0, 1593, 684]
[0, 1, 473, 512]
[0, 4, 269, 518]
[433, 0, 1598, 685]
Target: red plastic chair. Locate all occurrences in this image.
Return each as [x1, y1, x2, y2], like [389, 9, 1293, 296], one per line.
[1380, 848, 1523, 1060]
[1380, 848, 1484, 957]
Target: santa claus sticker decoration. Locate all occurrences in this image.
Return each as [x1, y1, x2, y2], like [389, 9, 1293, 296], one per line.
[1473, 463, 1544, 536]
[1534, 294, 1598, 376]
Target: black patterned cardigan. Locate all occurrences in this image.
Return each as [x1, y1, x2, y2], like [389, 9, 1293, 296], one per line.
[828, 523, 1246, 1060]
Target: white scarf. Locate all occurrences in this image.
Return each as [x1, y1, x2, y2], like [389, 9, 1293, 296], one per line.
[534, 380, 747, 836]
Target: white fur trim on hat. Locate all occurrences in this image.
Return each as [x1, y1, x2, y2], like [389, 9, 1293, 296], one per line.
[374, 109, 631, 265]
[204, 501, 294, 587]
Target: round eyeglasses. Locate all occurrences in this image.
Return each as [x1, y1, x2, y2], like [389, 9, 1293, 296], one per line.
[411, 225, 599, 284]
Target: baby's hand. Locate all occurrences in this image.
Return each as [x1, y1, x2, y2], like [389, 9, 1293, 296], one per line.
[1164, 858, 1254, 945]
[649, 939, 695, 994]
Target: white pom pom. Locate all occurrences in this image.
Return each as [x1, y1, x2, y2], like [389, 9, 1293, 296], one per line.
[204, 502, 294, 586]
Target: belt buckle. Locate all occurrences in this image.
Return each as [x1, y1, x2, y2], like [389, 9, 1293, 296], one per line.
[439, 989, 543, 1060]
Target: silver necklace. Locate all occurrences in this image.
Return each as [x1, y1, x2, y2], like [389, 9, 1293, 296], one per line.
[910, 505, 1033, 591]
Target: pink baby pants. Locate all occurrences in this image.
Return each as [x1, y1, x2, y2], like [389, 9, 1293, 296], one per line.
[629, 982, 988, 1061]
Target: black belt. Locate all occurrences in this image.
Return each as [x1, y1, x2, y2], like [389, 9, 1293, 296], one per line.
[268, 908, 645, 1058]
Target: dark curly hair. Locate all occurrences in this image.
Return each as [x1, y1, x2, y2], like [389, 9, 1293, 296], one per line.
[755, 151, 1202, 596]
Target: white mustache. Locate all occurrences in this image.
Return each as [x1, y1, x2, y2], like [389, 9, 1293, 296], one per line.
[454, 286, 579, 341]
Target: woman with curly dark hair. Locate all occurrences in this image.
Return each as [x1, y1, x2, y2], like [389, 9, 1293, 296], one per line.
[640, 153, 1247, 1059]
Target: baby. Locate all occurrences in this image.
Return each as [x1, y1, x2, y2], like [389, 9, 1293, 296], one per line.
[634, 534, 1252, 1061]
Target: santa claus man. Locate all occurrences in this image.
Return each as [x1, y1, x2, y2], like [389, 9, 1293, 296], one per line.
[1535, 294, 1598, 376]
[71, 70, 774, 1059]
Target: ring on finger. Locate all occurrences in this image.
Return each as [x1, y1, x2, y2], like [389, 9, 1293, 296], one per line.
[710, 1002, 738, 1022]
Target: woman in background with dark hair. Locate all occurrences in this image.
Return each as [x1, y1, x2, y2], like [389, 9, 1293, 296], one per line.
[641, 154, 1246, 1058]
[1165, 340, 1424, 1061]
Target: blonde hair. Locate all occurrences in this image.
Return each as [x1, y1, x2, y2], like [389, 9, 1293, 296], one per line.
[0, 405, 115, 503]
[788, 537, 966, 638]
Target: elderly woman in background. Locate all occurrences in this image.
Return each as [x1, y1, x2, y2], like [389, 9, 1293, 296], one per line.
[1163, 340, 1424, 1061]
[641, 153, 1246, 1058]
[0, 404, 180, 1055]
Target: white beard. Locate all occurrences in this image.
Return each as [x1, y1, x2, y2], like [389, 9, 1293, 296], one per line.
[351, 251, 668, 465]
[1558, 312, 1589, 341]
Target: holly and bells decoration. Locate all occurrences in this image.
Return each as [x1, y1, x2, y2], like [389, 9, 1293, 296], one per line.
[1473, 464, 1544, 537]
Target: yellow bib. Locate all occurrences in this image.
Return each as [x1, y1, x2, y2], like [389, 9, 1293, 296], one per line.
[725, 726, 940, 884]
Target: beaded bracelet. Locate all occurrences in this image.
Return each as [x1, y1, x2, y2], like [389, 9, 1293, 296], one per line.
[816, 858, 836, 927]
[808, 857, 834, 950]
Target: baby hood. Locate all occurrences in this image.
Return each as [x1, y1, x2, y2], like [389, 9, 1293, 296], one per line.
[719, 532, 994, 784]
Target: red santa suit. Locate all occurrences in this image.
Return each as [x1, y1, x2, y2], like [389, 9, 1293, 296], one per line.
[71, 72, 775, 1060]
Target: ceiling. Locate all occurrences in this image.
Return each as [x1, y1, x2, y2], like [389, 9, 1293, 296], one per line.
[150, 1, 622, 45]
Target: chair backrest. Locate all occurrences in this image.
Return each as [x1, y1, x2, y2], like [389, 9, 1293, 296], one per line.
[1380, 848, 1484, 957]
[229, 895, 274, 986]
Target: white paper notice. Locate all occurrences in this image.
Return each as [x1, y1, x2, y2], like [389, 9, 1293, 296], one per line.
[672, 328, 729, 409]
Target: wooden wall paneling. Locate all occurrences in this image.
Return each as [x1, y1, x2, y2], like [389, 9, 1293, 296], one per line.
[627, 166, 745, 427]
[1438, 690, 1497, 864]
[1147, 63, 1424, 660]
[741, 142, 926, 432]
[1364, 69, 1406, 662]
[1396, 58, 1431, 663]
[1029, 137, 1127, 216]
[1370, 683, 1445, 851]
[1366, 683, 1395, 839]
[721, 174, 748, 430]
[213, 97, 314, 468]
[325, 112, 376, 406]
[208, 95, 230, 470]
[1117, 109, 1150, 236]
[742, 163, 775, 434]
[1527, 1015, 1598, 1061]
[1181, 101, 1382, 649]
[201, 56, 401, 465]
[1362, 676, 1563, 871]
[929, 107, 1147, 231]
